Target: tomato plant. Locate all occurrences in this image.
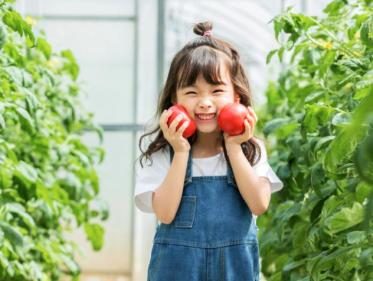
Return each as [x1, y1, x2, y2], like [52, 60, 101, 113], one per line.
[0, 1, 107, 280]
[258, 0, 373, 280]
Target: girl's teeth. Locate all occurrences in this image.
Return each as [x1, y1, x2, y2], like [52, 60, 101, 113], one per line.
[197, 114, 215, 120]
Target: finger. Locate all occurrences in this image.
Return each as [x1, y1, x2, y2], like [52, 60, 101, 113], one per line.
[248, 107, 258, 122]
[247, 119, 255, 138]
[176, 120, 190, 137]
[160, 110, 171, 125]
[253, 111, 258, 122]
[244, 119, 252, 137]
[245, 115, 255, 129]
[246, 110, 257, 124]
[169, 114, 183, 133]
[160, 110, 171, 131]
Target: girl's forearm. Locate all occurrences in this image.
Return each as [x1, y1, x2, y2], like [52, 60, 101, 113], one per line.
[226, 144, 271, 216]
[152, 151, 189, 224]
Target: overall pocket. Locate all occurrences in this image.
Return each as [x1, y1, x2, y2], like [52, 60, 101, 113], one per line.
[173, 196, 196, 228]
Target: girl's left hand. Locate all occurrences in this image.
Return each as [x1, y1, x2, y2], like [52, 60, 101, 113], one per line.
[223, 106, 258, 147]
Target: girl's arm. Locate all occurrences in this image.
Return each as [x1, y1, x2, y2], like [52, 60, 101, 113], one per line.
[152, 109, 191, 224]
[152, 151, 189, 224]
[227, 145, 271, 216]
[224, 107, 271, 216]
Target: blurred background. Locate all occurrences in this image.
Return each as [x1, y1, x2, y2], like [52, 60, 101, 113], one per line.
[14, 1, 326, 280]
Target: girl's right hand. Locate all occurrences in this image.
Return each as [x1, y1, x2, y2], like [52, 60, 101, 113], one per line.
[160, 109, 191, 153]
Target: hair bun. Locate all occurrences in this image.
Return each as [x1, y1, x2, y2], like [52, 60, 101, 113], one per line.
[193, 21, 213, 36]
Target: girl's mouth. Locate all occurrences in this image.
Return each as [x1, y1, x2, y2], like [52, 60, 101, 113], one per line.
[195, 113, 216, 122]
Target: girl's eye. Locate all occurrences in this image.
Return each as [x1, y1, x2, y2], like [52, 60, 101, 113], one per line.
[213, 90, 224, 94]
[185, 91, 197, 95]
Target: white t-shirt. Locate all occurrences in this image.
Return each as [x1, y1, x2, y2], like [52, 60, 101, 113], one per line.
[134, 139, 284, 213]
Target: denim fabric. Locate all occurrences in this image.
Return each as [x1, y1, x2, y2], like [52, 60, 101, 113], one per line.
[148, 148, 260, 281]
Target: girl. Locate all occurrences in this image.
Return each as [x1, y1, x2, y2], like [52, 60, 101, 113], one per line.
[134, 21, 283, 281]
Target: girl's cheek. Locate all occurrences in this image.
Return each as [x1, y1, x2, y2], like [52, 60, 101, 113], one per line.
[216, 98, 233, 111]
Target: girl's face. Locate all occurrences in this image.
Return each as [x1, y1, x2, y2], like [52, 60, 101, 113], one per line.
[175, 63, 238, 134]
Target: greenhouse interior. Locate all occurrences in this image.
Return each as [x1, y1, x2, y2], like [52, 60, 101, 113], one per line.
[1, 0, 372, 280]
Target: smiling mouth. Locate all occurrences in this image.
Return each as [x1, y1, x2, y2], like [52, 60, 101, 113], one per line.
[195, 113, 216, 121]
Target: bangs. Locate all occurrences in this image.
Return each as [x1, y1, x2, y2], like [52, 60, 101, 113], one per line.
[176, 47, 230, 89]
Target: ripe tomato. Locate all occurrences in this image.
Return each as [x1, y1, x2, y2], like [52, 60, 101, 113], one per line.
[167, 104, 196, 138]
[217, 102, 248, 136]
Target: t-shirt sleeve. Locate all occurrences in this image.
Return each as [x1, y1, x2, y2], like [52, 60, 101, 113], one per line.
[252, 139, 284, 193]
[133, 148, 170, 213]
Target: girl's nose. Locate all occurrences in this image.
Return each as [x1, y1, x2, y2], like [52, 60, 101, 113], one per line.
[198, 100, 213, 110]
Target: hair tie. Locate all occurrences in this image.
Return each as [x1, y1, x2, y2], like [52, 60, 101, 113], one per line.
[203, 30, 212, 37]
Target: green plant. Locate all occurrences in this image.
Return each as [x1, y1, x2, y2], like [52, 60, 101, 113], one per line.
[258, 0, 373, 280]
[0, 0, 107, 280]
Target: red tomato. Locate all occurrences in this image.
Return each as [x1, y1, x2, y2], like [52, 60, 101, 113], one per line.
[217, 102, 248, 136]
[167, 104, 196, 138]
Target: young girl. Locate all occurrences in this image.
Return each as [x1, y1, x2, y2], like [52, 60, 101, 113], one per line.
[134, 21, 283, 281]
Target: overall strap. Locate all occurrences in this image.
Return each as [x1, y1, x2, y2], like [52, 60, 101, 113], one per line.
[169, 145, 237, 186]
[169, 146, 193, 184]
[227, 160, 237, 186]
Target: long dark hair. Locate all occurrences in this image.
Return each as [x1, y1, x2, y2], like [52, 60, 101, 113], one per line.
[138, 21, 262, 168]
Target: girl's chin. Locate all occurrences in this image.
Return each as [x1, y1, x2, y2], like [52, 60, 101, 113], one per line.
[196, 124, 220, 134]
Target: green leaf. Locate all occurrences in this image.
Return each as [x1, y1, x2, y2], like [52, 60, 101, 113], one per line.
[304, 91, 324, 104]
[310, 246, 358, 279]
[303, 104, 333, 132]
[15, 107, 35, 133]
[347, 231, 366, 244]
[2, 10, 35, 44]
[331, 112, 351, 126]
[324, 202, 364, 234]
[277, 46, 285, 62]
[36, 37, 52, 59]
[363, 191, 373, 230]
[273, 18, 282, 41]
[360, 16, 373, 47]
[91, 198, 109, 221]
[60, 255, 80, 275]
[0, 25, 7, 50]
[314, 136, 335, 151]
[355, 181, 373, 202]
[84, 223, 104, 251]
[4, 66, 23, 85]
[319, 50, 336, 77]
[61, 50, 80, 80]
[0, 165, 13, 189]
[323, 0, 346, 16]
[283, 258, 307, 273]
[324, 126, 364, 170]
[6, 203, 36, 229]
[266, 49, 278, 64]
[263, 117, 292, 136]
[0, 221, 24, 247]
[359, 248, 373, 267]
[15, 161, 38, 185]
[0, 107, 5, 129]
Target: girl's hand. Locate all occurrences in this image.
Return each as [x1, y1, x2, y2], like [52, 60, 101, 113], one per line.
[160, 109, 191, 153]
[224, 106, 258, 148]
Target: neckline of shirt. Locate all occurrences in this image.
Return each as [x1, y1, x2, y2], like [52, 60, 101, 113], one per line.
[192, 151, 223, 160]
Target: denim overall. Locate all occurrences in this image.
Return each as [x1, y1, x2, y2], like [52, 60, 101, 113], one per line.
[148, 148, 260, 281]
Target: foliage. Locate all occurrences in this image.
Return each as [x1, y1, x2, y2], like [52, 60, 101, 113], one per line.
[258, 0, 373, 280]
[0, 1, 107, 280]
